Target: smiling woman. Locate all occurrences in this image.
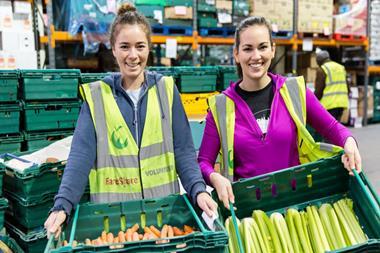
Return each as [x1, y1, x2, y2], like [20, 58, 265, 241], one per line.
[198, 16, 362, 210]
[44, 3, 218, 239]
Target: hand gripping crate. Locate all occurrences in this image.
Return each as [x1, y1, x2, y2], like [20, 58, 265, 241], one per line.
[23, 101, 81, 131]
[0, 70, 19, 102]
[20, 69, 81, 101]
[1, 153, 66, 201]
[177, 66, 218, 93]
[45, 194, 228, 252]
[215, 154, 380, 253]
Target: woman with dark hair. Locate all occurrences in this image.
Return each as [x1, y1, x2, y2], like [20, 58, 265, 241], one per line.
[45, 3, 217, 238]
[198, 16, 362, 209]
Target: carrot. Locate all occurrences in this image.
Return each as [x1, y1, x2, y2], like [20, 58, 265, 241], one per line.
[183, 225, 194, 234]
[168, 225, 174, 238]
[126, 228, 133, 242]
[138, 234, 143, 240]
[143, 227, 158, 238]
[72, 240, 78, 247]
[106, 232, 114, 244]
[160, 225, 168, 238]
[149, 225, 161, 237]
[85, 238, 92, 246]
[118, 231, 125, 243]
[173, 226, 184, 236]
[101, 231, 107, 242]
[62, 240, 68, 246]
[132, 232, 139, 241]
[142, 232, 150, 240]
[130, 223, 139, 233]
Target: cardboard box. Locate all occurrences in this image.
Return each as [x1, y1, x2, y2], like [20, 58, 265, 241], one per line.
[13, 1, 32, 14]
[0, 1, 13, 29]
[298, 0, 333, 33]
[216, 0, 232, 12]
[358, 86, 374, 118]
[0, 30, 19, 51]
[18, 31, 35, 51]
[334, 0, 367, 36]
[340, 108, 349, 124]
[251, 0, 293, 31]
[164, 6, 192, 19]
[13, 13, 33, 31]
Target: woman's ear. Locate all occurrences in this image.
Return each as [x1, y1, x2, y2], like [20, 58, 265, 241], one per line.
[233, 47, 239, 64]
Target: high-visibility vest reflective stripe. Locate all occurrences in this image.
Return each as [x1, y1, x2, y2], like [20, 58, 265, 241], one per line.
[279, 77, 343, 164]
[208, 77, 343, 181]
[320, 61, 349, 110]
[80, 77, 179, 203]
[208, 95, 235, 181]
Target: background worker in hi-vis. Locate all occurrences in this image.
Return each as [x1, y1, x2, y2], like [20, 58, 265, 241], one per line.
[45, 3, 217, 238]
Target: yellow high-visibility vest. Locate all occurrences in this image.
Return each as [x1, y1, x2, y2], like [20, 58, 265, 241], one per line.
[80, 77, 179, 203]
[208, 77, 343, 180]
[320, 61, 349, 110]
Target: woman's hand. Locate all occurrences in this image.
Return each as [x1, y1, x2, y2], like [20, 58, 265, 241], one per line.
[209, 172, 235, 210]
[196, 192, 218, 217]
[342, 137, 362, 176]
[44, 210, 66, 239]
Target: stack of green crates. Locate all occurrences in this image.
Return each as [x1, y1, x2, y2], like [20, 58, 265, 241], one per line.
[20, 69, 80, 151]
[198, 0, 218, 28]
[6, 222, 46, 253]
[215, 154, 380, 252]
[218, 65, 239, 90]
[177, 66, 218, 92]
[0, 70, 23, 153]
[45, 194, 228, 252]
[1, 152, 90, 253]
[80, 72, 109, 85]
[372, 76, 380, 122]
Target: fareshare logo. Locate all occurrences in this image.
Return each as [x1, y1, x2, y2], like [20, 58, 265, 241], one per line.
[111, 125, 128, 149]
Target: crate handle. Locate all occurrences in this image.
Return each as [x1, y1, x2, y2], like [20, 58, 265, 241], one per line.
[44, 235, 55, 253]
[68, 205, 81, 246]
[353, 170, 380, 215]
[182, 194, 207, 233]
[229, 202, 244, 253]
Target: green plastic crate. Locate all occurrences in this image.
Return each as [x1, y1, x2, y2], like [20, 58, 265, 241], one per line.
[23, 101, 81, 131]
[218, 66, 238, 90]
[6, 222, 47, 253]
[5, 192, 56, 229]
[233, 1, 250, 16]
[371, 76, 380, 93]
[21, 69, 80, 101]
[45, 194, 228, 253]
[165, 0, 193, 6]
[135, 0, 165, 6]
[1, 152, 66, 200]
[136, 4, 164, 18]
[162, 19, 192, 26]
[148, 66, 178, 78]
[198, 3, 217, 13]
[80, 73, 109, 84]
[177, 66, 218, 93]
[215, 154, 380, 253]
[24, 130, 74, 151]
[0, 198, 9, 230]
[0, 103, 21, 134]
[0, 166, 4, 197]
[0, 235, 25, 253]
[0, 70, 19, 102]
[0, 133, 23, 155]
[199, 17, 218, 28]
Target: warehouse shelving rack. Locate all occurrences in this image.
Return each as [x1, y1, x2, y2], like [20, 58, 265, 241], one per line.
[32, 0, 380, 125]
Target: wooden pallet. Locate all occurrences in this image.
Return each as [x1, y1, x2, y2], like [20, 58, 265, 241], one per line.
[298, 32, 332, 40]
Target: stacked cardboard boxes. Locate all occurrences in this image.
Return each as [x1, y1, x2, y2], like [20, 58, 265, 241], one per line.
[298, 0, 333, 35]
[370, 0, 380, 61]
[334, 0, 367, 37]
[0, 1, 37, 69]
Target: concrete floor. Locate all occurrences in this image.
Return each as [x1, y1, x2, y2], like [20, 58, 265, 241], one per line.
[351, 124, 380, 194]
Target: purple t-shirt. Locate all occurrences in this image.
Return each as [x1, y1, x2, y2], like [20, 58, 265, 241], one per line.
[198, 73, 352, 185]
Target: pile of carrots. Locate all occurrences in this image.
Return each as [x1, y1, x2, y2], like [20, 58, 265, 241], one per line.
[62, 223, 196, 248]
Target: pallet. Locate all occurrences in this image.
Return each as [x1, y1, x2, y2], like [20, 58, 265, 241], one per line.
[298, 32, 332, 40]
[151, 25, 193, 36]
[333, 33, 367, 42]
[199, 27, 236, 37]
[272, 30, 293, 39]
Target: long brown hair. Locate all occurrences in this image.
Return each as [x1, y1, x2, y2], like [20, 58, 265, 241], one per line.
[234, 16, 273, 78]
[110, 3, 152, 48]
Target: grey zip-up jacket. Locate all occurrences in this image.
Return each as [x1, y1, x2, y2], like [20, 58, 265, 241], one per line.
[52, 71, 207, 215]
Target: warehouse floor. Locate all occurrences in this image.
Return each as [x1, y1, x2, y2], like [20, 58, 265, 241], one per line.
[351, 124, 380, 193]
